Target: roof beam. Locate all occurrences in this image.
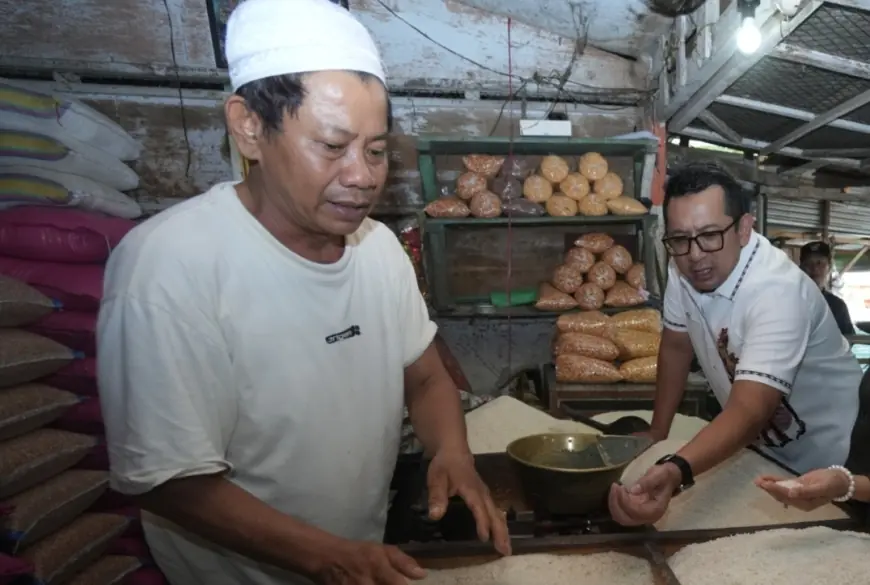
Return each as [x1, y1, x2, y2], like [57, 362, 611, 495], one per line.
[678, 126, 862, 169]
[800, 148, 870, 158]
[822, 0, 870, 9]
[770, 43, 870, 81]
[759, 89, 870, 155]
[697, 109, 744, 144]
[667, 0, 823, 133]
[778, 160, 831, 177]
[715, 94, 870, 135]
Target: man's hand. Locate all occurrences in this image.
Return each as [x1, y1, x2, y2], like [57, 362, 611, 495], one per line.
[755, 469, 851, 512]
[426, 449, 511, 556]
[608, 462, 681, 526]
[317, 541, 425, 585]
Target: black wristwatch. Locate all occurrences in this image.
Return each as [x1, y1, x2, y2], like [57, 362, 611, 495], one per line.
[655, 454, 695, 495]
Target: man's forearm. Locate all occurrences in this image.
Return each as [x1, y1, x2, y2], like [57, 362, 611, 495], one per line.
[854, 475, 870, 503]
[407, 374, 468, 456]
[676, 405, 765, 477]
[650, 340, 693, 439]
[137, 475, 342, 577]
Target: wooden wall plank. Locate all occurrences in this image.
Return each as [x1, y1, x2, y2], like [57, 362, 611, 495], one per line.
[0, 0, 218, 79]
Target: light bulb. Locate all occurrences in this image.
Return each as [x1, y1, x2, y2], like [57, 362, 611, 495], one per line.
[736, 16, 762, 54]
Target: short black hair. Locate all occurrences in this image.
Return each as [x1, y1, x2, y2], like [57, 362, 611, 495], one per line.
[235, 72, 393, 137]
[664, 161, 751, 223]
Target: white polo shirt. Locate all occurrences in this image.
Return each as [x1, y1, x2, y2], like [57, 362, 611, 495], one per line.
[663, 231, 861, 473]
[97, 182, 437, 585]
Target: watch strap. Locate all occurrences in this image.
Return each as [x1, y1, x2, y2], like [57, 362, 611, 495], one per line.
[655, 453, 695, 492]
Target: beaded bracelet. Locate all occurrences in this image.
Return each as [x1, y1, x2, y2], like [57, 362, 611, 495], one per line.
[829, 465, 855, 502]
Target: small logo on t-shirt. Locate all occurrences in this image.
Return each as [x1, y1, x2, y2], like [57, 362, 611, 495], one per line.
[326, 325, 361, 345]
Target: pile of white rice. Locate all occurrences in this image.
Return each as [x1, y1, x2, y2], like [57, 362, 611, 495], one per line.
[620, 439, 849, 531]
[670, 526, 870, 585]
[419, 552, 654, 585]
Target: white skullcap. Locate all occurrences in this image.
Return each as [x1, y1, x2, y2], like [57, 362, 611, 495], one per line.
[225, 0, 386, 91]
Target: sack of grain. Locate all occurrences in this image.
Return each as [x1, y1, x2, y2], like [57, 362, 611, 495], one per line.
[491, 174, 522, 202]
[601, 245, 633, 274]
[611, 309, 661, 333]
[577, 194, 608, 216]
[469, 191, 502, 218]
[535, 283, 578, 312]
[619, 357, 657, 383]
[587, 262, 617, 290]
[593, 172, 623, 200]
[539, 155, 570, 184]
[0, 274, 56, 327]
[0, 330, 76, 389]
[556, 311, 612, 336]
[605, 196, 647, 216]
[574, 232, 614, 253]
[574, 283, 605, 310]
[551, 264, 584, 294]
[0, 552, 32, 583]
[545, 193, 578, 217]
[20, 513, 130, 585]
[0, 131, 139, 191]
[68, 555, 142, 585]
[0, 383, 78, 441]
[0, 257, 104, 312]
[0, 429, 97, 498]
[559, 173, 590, 201]
[604, 281, 646, 308]
[0, 78, 141, 161]
[522, 175, 553, 203]
[502, 199, 545, 217]
[564, 247, 595, 272]
[610, 329, 660, 360]
[555, 354, 623, 383]
[44, 357, 96, 396]
[503, 156, 536, 179]
[424, 197, 470, 218]
[624, 263, 645, 289]
[27, 310, 97, 356]
[0, 470, 108, 553]
[0, 206, 136, 263]
[53, 397, 104, 435]
[462, 155, 504, 178]
[578, 152, 608, 181]
[455, 172, 488, 200]
[554, 332, 619, 361]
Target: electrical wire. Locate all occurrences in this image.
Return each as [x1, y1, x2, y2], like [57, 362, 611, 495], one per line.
[505, 17, 514, 391]
[161, 0, 193, 179]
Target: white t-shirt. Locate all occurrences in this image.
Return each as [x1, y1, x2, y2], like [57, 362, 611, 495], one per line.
[663, 231, 861, 474]
[97, 182, 437, 585]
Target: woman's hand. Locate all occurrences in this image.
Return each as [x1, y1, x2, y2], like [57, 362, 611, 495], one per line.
[755, 468, 851, 511]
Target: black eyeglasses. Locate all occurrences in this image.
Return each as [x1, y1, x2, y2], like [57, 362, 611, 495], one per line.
[663, 218, 738, 257]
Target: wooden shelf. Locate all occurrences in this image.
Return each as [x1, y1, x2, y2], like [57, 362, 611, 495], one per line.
[416, 135, 658, 158]
[432, 299, 662, 319]
[423, 214, 651, 227]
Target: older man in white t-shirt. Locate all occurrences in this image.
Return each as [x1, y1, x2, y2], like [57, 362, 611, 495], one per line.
[608, 162, 862, 527]
[96, 1, 510, 584]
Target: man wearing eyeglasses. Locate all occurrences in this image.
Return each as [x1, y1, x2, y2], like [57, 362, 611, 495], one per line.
[609, 162, 862, 527]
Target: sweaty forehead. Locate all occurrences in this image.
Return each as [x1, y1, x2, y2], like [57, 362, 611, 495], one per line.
[666, 186, 730, 232]
[296, 71, 388, 137]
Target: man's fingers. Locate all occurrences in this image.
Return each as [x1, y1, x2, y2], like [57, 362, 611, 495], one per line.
[485, 500, 512, 556]
[608, 483, 640, 526]
[385, 546, 426, 581]
[457, 484, 491, 543]
[426, 469, 450, 521]
[630, 466, 666, 495]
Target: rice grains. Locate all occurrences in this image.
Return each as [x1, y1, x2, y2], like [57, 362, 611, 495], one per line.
[0, 383, 79, 441]
[670, 526, 870, 585]
[620, 439, 848, 531]
[0, 330, 75, 389]
[67, 555, 142, 585]
[419, 552, 655, 585]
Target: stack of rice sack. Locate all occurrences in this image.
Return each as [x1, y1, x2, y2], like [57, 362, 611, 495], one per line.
[424, 152, 648, 219]
[0, 213, 168, 584]
[552, 309, 662, 384]
[0, 77, 142, 220]
[0, 275, 142, 585]
[535, 232, 647, 313]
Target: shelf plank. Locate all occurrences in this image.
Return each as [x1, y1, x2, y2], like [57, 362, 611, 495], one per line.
[416, 135, 658, 157]
[432, 300, 662, 319]
[423, 215, 651, 227]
